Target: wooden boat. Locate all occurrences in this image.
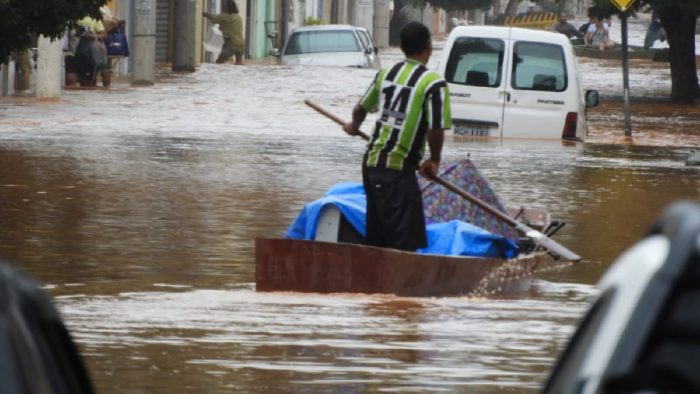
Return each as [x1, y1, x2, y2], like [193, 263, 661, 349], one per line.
[574, 45, 670, 62]
[569, 38, 670, 62]
[255, 202, 557, 297]
[255, 238, 546, 297]
[254, 158, 573, 298]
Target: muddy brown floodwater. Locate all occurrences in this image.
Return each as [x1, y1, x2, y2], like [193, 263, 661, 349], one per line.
[0, 24, 699, 393]
[580, 56, 700, 148]
[587, 98, 700, 147]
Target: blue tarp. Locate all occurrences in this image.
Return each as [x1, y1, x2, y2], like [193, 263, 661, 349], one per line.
[285, 182, 519, 259]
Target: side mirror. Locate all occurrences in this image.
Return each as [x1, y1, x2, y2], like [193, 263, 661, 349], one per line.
[365, 47, 373, 55]
[269, 48, 281, 57]
[585, 90, 599, 108]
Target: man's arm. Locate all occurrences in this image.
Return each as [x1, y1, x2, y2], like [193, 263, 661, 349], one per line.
[419, 79, 450, 178]
[419, 128, 444, 178]
[570, 24, 584, 39]
[343, 104, 367, 137]
[202, 12, 213, 20]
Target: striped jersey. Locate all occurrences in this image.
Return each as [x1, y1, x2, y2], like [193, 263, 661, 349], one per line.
[360, 59, 451, 171]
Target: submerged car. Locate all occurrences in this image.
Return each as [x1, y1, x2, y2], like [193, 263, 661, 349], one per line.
[275, 24, 380, 68]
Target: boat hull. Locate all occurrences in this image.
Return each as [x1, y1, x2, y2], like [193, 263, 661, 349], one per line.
[255, 238, 544, 297]
[573, 46, 670, 62]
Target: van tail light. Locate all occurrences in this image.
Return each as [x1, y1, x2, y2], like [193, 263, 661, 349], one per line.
[562, 112, 578, 140]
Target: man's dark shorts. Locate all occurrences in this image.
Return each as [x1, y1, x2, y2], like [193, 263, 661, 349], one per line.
[362, 165, 427, 251]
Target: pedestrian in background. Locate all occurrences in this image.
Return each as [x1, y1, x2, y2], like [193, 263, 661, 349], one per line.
[585, 16, 615, 50]
[62, 25, 81, 87]
[74, 16, 111, 87]
[203, 0, 244, 65]
[552, 12, 583, 39]
[578, 8, 595, 37]
[343, 21, 452, 252]
[644, 12, 666, 49]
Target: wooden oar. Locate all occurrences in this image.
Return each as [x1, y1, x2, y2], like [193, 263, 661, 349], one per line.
[304, 99, 370, 141]
[304, 99, 582, 262]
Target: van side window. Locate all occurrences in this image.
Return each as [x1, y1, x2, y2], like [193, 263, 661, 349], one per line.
[511, 42, 567, 92]
[444, 37, 504, 88]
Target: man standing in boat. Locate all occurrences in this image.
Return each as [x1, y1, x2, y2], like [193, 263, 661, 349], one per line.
[343, 21, 452, 252]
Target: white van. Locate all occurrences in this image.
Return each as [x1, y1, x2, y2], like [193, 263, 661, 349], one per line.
[438, 26, 598, 140]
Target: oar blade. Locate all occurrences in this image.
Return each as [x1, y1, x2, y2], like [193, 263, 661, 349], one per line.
[516, 224, 581, 261]
[437, 176, 582, 262]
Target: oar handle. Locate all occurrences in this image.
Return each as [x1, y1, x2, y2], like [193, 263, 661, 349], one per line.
[304, 99, 370, 141]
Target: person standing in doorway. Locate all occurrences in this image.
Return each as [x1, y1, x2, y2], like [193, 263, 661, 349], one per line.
[203, 0, 244, 65]
[343, 21, 452, 252]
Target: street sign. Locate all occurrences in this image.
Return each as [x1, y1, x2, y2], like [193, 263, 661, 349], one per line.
[610, 0, 637, 12]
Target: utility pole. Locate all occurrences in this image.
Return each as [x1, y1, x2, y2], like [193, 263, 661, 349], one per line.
[621, 13, 632, 136]
[132, 0, 156, 86]
[609, 0, 637, 136]
[36, 35, 63, 98]
[373, 0, 389, 48]
[172, 0, 197, 72]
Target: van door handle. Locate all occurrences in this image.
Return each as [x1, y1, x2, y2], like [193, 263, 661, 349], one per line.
[506, 92, 511, 102]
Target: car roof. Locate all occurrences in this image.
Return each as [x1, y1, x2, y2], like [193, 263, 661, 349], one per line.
[449, 25, 571, 46]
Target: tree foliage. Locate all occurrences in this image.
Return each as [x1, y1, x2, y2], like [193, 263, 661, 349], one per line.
[588, 0, 700, 18]
[402, 0, 493, 12]
[0, 0, 107, 62]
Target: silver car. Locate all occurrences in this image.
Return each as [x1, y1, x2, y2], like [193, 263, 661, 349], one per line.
[277, 24, 380, 69]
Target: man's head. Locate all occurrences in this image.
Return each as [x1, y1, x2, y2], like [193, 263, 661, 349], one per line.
[225, 0, 238, 14]
[400, 22, 431, 61]
[558, 12, 568, 23]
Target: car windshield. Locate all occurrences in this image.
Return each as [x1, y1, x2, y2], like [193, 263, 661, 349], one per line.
[285, 30, 361, 55]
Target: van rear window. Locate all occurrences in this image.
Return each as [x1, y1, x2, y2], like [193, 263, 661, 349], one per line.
[512, 42, 567, 92]
[444, 37, 504, 88]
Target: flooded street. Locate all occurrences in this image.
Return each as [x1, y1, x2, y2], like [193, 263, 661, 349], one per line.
[1, 19, 699, 393]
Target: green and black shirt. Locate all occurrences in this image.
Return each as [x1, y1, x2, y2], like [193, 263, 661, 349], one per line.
[360, 59, 452, 171]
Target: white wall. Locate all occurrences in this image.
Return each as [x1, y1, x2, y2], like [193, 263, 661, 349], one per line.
[353, 0, 374, 34]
